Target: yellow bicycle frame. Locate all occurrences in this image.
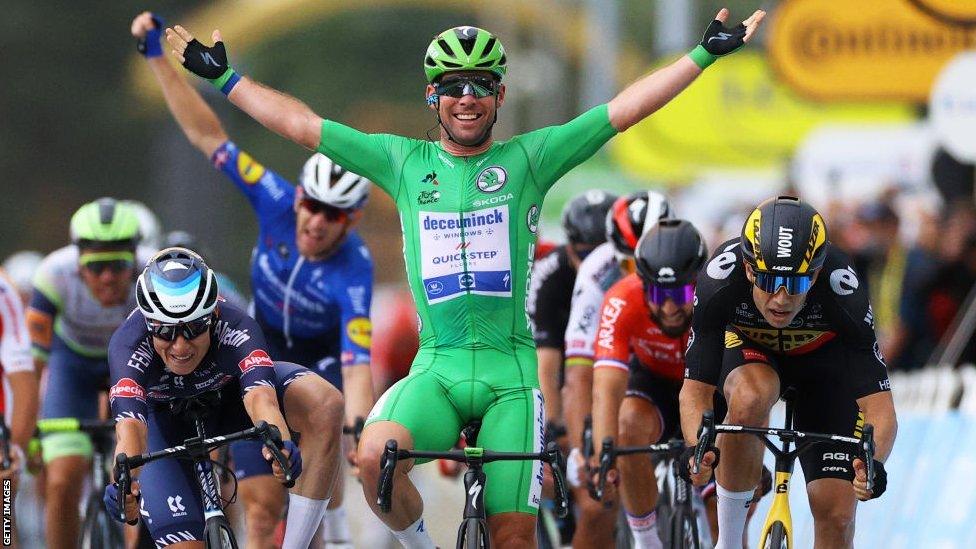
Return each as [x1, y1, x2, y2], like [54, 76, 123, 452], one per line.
[757, 470, 794, 548]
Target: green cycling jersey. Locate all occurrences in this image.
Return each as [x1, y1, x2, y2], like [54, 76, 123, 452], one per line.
[318, 104, 617, 352]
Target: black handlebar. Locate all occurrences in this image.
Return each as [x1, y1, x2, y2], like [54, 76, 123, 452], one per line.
[376, 440, 570, 518]
[113, 420, 296, 523]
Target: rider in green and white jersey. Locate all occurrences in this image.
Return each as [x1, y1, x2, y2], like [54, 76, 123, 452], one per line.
[166, 8, 765, 546]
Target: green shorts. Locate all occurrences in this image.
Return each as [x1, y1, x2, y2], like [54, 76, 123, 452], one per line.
[366, 346, 544, 515]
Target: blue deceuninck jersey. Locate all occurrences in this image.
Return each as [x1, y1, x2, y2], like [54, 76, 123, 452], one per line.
[211, 142, 374, 372]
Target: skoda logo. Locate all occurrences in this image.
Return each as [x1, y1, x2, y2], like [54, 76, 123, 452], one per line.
[426, 281, 444, 295]
[526, 205, 540, 234]
[476, 166, 508, 193]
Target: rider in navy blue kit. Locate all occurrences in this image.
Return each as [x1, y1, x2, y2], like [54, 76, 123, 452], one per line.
[104, 248, 344, 548]
[133, 11, 374, 544]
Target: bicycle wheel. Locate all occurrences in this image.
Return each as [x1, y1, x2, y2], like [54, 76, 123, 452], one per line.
[80, 493, 124, 549]
[205, 518, 239, 549]
[457, 518, 488, 549]
[762, 521, 788, 549]
[669, 507, 700, 549]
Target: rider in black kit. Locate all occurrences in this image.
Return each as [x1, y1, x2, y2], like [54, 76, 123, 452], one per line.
[679, 196, 897, 549]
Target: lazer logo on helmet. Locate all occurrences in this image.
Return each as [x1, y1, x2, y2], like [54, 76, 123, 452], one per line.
[776, 227, 794, 258]
[238, 349, 274, 374]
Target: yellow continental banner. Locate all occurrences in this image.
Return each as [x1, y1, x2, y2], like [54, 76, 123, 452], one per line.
[769, 0, 976, 101]
[610, 52, 911, 182]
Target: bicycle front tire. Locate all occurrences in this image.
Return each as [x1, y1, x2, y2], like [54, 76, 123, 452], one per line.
[763, 521, 788, 549]
[204, 518, 239, 549]
[670, 507, 700, 549]
[458, 518, 488, 549]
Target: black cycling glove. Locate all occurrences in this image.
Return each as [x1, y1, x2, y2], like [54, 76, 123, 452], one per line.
[689, 17, 748, 70]
[181, 37, 240, 95]
[865, 459, 888, 499]
[677, 445, 721, 483]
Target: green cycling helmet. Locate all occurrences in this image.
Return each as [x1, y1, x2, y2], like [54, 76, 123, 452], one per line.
[70, 197, 141, 248]
[424, 26, 507, 83]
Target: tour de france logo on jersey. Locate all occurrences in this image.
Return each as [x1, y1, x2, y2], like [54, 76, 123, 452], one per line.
[476, 166, 508, 193]
[526, 205, 540, 234]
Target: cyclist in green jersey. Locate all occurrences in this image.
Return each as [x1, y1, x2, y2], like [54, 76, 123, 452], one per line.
[166, 9, 764, 546]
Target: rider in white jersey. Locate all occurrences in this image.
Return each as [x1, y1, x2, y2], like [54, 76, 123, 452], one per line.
[563, 192, 670, 482]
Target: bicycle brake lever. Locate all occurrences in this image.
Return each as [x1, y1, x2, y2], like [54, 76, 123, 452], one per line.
[596, 437, 614, 502]
[377, 440, 399, 513]
[114, 453, 131, 524]
[862, 424, 875, 493]
[692, 410, 715, 475]
[260, 422, 296, 488]
[545, 441, 570, 518]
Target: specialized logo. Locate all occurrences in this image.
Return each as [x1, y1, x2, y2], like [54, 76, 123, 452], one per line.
[236, 151, 266, 185]
[167, 495, 187, 517]
[724, 331, 743, 348]
[200, 51, 220, 67]
[476, 166, 508, 193]
[708, 32, 733, 43]
[110, 378, 146, 402]
[346, 317, 372, 348]
[468, 480, 483, 509]
[829, 266, 859, 296]
[527, 204, 540, 234]
[706, 243, 740, 279]
[238, 349, 274, 374]
[417, 189, 441, 205]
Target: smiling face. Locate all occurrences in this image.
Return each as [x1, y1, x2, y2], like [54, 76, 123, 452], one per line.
[745, 263, 817, 328]
[647, 298, 694, 338]
[427, 71, 506, 148]
[152, 330, 211, 375]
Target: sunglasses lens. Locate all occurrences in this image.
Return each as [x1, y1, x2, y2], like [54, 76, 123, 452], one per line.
[148, 315, 212, 341]
[647, 284, 696, 306]
[301, 199, 348, 222]
[85, 260, 133, 274]
[437, 77, 496, 98]
[754, 273, 814, 295]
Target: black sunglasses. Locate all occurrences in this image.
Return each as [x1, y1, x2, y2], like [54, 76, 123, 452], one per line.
[83, 259, 134, 275]
[435, 76, 499, 98]
[299, 198, 351, 222]
[147, 315, 214, 342]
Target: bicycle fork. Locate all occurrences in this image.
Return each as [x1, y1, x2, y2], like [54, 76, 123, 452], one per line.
[197, 460, 224, 521]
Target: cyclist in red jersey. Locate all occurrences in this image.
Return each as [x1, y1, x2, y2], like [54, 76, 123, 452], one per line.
[589, 220, 707, 548]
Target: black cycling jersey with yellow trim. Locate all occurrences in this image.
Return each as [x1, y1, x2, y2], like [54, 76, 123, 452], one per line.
[685, 238, 890, 399]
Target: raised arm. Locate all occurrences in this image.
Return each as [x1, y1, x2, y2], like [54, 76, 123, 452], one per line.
[133, 12, 227, 157]
[165, 26, 323, 150]
[607, 8, 764, 132]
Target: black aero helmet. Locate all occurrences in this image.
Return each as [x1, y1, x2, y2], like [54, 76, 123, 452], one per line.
[740, 196, 828, 275]
[635, 219, 707, 287]
[561, 190, 617, 245]
[136, 247, 219, 324]
[606, 191, 672, 256]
